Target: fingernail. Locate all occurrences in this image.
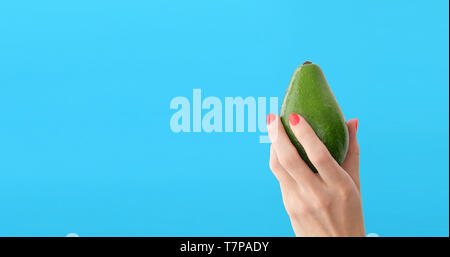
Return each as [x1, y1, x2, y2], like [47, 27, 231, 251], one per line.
[355, 119, 358, 132]
[267, 113, 276, 125]
[289, 113, 301, 126]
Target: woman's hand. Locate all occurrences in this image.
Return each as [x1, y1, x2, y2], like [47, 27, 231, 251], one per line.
[267, 113, 365, 237]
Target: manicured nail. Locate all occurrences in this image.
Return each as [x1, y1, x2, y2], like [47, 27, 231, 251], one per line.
[267, 113, 276, 125]
[355, 119, 358, 132]
[289, 113, 301, 125]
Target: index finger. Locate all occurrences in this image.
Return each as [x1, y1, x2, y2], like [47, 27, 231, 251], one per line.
[267, 114, 320, 188]
[287, 113, 349, 185]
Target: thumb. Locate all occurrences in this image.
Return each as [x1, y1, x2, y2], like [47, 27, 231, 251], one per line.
[342, 119, 360, 190]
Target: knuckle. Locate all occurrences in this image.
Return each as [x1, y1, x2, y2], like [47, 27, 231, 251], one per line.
[312, 196, 331, 211]
[284, 204, 297, 217]
[307, 188, 331, 211]
[269, 157, 281, 171]
[283, 197, 298, 217]
[336, 183, 354, 199]
[278, 152, 298, 170]
[295, 204, 311, 216]
[310, 150, 330, 166]
[283, 194, 309, 218]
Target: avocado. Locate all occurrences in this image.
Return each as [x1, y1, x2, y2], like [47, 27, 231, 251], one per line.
[280, 61, 348, 173]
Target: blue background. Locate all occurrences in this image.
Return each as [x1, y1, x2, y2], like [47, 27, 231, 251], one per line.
[0, 0, 448, 236]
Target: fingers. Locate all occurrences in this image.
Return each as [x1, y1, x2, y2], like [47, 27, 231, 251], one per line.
[267, 114, 319, 188]
[269, 145, 296, 187]
[342, 119, 360, 190]
[287, 113, 347, 184]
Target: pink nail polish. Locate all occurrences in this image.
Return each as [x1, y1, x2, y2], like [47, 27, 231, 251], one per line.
[355, 119, 359, 132]
[267, 114, 276, 125]
[289, 113, 301, 126]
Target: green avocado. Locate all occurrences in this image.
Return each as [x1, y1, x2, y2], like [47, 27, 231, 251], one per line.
[280, 61, 349, 173]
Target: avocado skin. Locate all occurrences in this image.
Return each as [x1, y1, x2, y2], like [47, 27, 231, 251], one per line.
[280, 63, 349, 173]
